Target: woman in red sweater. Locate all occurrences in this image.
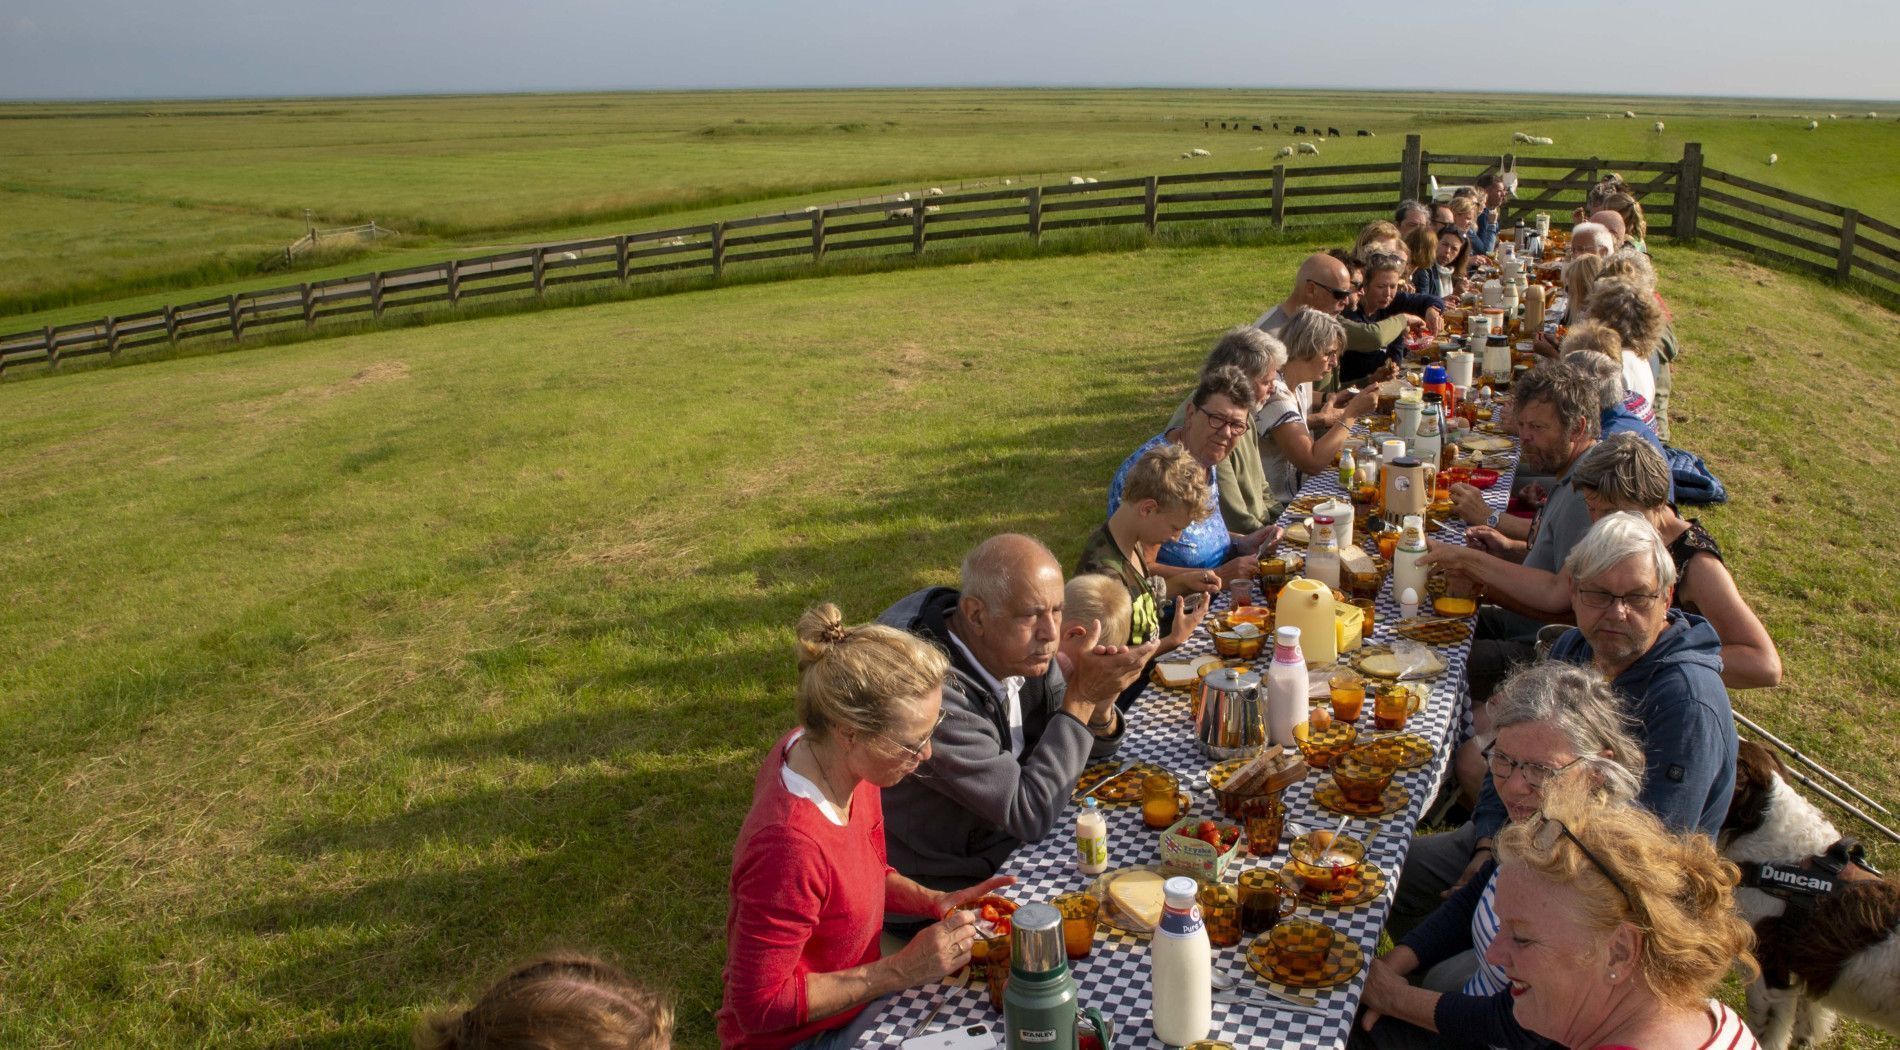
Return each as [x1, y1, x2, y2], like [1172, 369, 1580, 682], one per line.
[717, 603, 1014, 1050]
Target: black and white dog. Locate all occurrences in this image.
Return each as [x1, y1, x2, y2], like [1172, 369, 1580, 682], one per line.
[1720, 740, 1900, 1049]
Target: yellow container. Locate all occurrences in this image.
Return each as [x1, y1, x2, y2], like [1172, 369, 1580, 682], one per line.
[1275, 577, 1337, 666]
[1334, 602, 1365, 654]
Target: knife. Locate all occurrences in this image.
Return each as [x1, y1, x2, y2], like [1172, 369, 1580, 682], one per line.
[1213, 988, 1327, 1013]
[1077, 761, 1133, 800]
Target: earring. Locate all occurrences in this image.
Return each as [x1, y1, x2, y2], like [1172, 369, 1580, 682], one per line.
[1607, 971, 1617, 981]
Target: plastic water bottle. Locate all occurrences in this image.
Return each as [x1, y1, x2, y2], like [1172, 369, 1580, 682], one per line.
[1150, 876, 1212, 1046]
[1266, 626, 1307, 747]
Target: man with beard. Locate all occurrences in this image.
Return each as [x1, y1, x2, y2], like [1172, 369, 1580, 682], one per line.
[878, 534, 1155, 909]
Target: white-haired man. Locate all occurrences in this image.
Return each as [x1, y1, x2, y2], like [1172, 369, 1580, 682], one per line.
[1568, 221, 1615, 259]
[878, 533, 1156, 901]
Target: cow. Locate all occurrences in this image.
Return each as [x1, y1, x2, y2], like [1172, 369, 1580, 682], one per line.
[1293, 124, 1306, 134]
[1356, 129, 1371, 136]
[1252, 124, 1263, 132]
[1327, 127, 1340, 137]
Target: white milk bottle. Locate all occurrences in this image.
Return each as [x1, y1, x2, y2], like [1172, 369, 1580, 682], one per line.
[1265, 626, 1307, 747]
[1150, 876, 1213, 1045]
[1075, 798, 1108, 876]
[1392, 516, 1429, 607]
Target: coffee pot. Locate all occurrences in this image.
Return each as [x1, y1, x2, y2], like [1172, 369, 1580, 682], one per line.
[1382, 455, 1438, 519]
[1003, 903, 1115, 1050]
[1195, 667, 1266, 760]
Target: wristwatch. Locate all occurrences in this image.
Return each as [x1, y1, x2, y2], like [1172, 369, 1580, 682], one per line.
[1485, 510, 1501, 528]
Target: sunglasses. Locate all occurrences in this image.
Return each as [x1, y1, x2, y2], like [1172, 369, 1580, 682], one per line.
[1306, 277, 1353, 301]
[1529, 812, 1636, 912]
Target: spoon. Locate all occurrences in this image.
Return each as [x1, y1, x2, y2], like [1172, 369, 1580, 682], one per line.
[1209, 967, 1324, 1010]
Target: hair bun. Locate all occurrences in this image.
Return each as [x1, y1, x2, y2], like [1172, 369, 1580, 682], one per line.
[795, 602, 848, 671]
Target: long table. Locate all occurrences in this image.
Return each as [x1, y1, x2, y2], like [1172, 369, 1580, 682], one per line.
[864, 437, 1518, 1049]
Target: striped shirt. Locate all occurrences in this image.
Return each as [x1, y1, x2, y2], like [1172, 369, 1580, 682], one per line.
[1460, 870, 1509, 997]
[1593, 1001, 1760, 1050]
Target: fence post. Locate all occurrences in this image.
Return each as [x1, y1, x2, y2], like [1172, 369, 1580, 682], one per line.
[532, 248, 546, 297]
[811, 210, 827, 263]
[1837, 208, 1859, 281]
[1143, 176, 1159, 234]
[164, 305, 178, 344]
[370, 274, 385, 319]
[615, 235, 630, 281]
[1674, 142, 1702, 241]
[711, 222, 726, 276]
[1027, 187, 1043, 245]
[446, 261, 461, 306]
[228, 294, 243, 340]
[1271, 165, 1287, 230]
[911, 201, 928, 255]
[105, 315, 120, 359]
[1400, 134, 1422, 203]
[301, 283, 316, 327]
[44, 325, 58, 369]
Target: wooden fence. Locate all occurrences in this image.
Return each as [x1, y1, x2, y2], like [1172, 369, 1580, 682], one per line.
[3, 136, 1894, 378]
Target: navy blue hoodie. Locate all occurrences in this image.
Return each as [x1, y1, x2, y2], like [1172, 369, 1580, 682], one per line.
[1474, 611, 1735, 841]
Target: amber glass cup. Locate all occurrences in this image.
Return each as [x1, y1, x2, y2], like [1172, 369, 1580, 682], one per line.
[1376, 529, 1401, 562]
[1053, 892, 1099, 960]
[1241, 795, 1286, 858]
[1141, 771, 1181, 829]
[1239, 869, 1298, 935]
[1346, 568, 1382, 601]
[1258, 557, 1289, 595]
[1329, 669, 1366, 723]
[1375, 685, 1418, 731]
[1197, 882, 1242, 948]
[984, 931, 1012, 1010]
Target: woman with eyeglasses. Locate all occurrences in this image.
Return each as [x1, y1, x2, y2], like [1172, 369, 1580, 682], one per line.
[717, 603, 1013, 1050]
[1358, 661, 1646, 1050]
[1485, 787, 1759, 1049]
[1423, 435, 1780, 690]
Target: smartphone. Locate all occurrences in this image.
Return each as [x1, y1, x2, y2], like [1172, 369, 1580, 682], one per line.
[900, 1021, 1003, 1050]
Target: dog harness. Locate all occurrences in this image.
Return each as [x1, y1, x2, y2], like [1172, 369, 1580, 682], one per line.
[1738, 836, 1884, 908]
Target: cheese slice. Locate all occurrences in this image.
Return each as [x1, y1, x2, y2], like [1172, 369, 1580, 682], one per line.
[1339, 545, 1374, 576]
[1188, 655, 1221, 674]
[1154, 661, 1200, 689]
[1108, 869, 1167, 930]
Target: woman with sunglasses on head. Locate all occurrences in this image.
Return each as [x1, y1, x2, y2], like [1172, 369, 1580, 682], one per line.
[1358, 661, 1645, 1050]
[717, 604, 1013, 1050]
[1485, 786, 1759, 1050]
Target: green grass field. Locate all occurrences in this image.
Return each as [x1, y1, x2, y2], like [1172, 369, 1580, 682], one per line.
[2, 229, 1896, 1046]
[5, 88, 1897, 325]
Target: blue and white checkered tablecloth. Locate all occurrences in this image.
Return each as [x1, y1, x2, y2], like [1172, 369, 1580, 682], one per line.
[862, 435, 1518, 1049]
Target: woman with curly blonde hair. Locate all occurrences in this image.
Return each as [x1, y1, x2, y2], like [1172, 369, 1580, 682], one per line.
[1485, 785, 1760, 1049]
[1584, 278, 1662, 421]
[717, 605, 1013, 1050]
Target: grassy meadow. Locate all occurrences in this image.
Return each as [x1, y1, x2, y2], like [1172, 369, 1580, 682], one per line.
[1, 229, 1897, 1046]
[5, 88, 1899, 327]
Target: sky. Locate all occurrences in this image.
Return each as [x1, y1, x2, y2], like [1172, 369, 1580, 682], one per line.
[1, 0, 1896, 102]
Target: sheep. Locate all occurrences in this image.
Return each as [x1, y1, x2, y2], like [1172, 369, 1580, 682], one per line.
[1189, 148, 1210, 157]
[1624, 110, 1637, 118]
[1808, 120, 1819, 130]
[803, 205, 819, 213]
[1180, 152, 1191, 160]
[1297, 141, 1320, 155]
[1068, 176, 1087, 185]
[1829, 113, 1838, 119]
[1512, 131, 1532, 143]
[1083, 177, 1098, 184]
[665, 236, 687, 247]
[927, 187, 943, 196]
[1327, 126, 1340, 137]
[1767, 153, 1779, 165]
[1273, 146, 1293, 158]
[562, 252, 578, 261]
[1870, 111, 1879, 118]
[1002, 179, 1012, 185]
[1536, 136, 1554, 145]
[1653, 121, 1665, 132]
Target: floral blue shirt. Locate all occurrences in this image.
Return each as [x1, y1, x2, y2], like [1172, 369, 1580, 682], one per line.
[1106, 433, 1231, 571]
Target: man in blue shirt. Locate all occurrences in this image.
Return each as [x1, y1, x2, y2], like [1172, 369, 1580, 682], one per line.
[1467, 172, 1509, 255]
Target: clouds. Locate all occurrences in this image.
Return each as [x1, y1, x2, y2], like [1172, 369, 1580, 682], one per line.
[0, 0, 1895, 100]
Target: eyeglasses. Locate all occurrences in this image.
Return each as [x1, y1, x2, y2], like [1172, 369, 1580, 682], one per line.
[1575, 587, 1663, 613]
[1193, 403, 1251, 437]
[1306, 278, 1353, 301]
[1529, 813, 1636, 912]
[887, 710, 946, 760]
[1484, 746, 1585, 791]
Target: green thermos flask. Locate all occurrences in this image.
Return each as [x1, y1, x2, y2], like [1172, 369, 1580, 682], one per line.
[1003, 902, 1114, 1050]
